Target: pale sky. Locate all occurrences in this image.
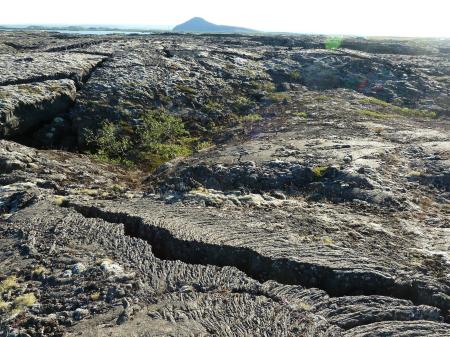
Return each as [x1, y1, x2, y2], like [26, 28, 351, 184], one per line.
[1, 0, 449, 37]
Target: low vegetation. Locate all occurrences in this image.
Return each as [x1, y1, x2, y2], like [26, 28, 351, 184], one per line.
[250, 80, 276, 92]
[360, 96, 437, 118]
[292, 111, 308, 118]
[0, 276, 37, 318]
[289, 70, 301, 80]
[176, 83, 197, 95]
[0, 276, 17, 293]
[239, 113, 263, 122]
[360, 96, 391, 107]
[394, 106, 437, 118]
[325, 36, 343, 50]
[85, 108, 197, 170]
[268, 92, 290, 102]
[233, 95, 253, 111]
[202, 100, 223, 113]
[312, 166, 329, 178]
[358, 109, 389, 119]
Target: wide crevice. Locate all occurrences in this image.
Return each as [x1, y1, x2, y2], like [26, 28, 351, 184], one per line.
[3, 57, 109, 149]
[4, 98, 76, 148]
[44, 39, 113, 53]
[0, 73, 83, 88]
[70, 203, 450, 322]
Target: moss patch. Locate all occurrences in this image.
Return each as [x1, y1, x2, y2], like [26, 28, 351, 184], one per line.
[358, 109, 389, 119]
[292, 111, 308, 118]
[176, 83, 196, 95]
[239, 113, 263, 122]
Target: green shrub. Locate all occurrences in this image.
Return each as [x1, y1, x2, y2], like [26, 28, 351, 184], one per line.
[325, 37, 343, 50]
[203, 100, 223, 113]
[85, 109, 193, 170]
[314, 95, 331, 101]
[86, 121, 131, 162]
[13, 293, 36, 308]
[250, 80, 276, 92]
[233, 96, 252, 110]
[195, 140, 213, 151]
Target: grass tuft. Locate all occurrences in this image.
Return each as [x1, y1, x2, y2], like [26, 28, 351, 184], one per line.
[0, 276, 17, 293]
[239, 114, 263, 122]
[13, 293, 37, 308]
[312, 166, 329, 178]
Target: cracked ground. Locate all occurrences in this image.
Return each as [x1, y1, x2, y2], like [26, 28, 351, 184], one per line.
[0, 31, 449, 336]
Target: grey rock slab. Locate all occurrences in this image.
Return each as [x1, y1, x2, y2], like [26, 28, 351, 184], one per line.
[70, 197, 450, 314]
[0, 79, 76, 137]
[343, 321, 450, 337]
[0, 52, 105, 87]
[3, 201, 342, 336]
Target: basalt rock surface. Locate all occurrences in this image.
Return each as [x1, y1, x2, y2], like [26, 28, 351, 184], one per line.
[0, 31, 449, 336]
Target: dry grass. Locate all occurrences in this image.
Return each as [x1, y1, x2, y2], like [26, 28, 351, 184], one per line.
[0, 276, 17, 293]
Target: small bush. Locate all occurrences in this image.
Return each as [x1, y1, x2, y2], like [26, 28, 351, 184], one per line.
[250, 80, 276, 92]
[324, 37, 343, 50]
[98, 122, 130, 161]
[314, 95, 331, 101]
[53, 195, 67, 206]
[233, 96, 252, 110]
[195, 141, 213, 151]
[0, 91, 9, 99]
[322, 236, 334, 245]
[202, 100, 223, 113]
[0, 300, 9, 312]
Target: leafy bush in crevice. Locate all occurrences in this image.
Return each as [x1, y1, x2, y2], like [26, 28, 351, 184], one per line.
[85, 109, 197, 170]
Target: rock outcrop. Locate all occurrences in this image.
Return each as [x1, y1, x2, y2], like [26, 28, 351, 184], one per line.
[0, 80, 76, 139]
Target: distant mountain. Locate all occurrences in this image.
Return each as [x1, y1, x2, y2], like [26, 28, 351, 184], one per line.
[173, 17, 256, 34]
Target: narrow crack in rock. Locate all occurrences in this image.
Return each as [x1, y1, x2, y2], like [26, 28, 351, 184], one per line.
[0, 57, 108, 89]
